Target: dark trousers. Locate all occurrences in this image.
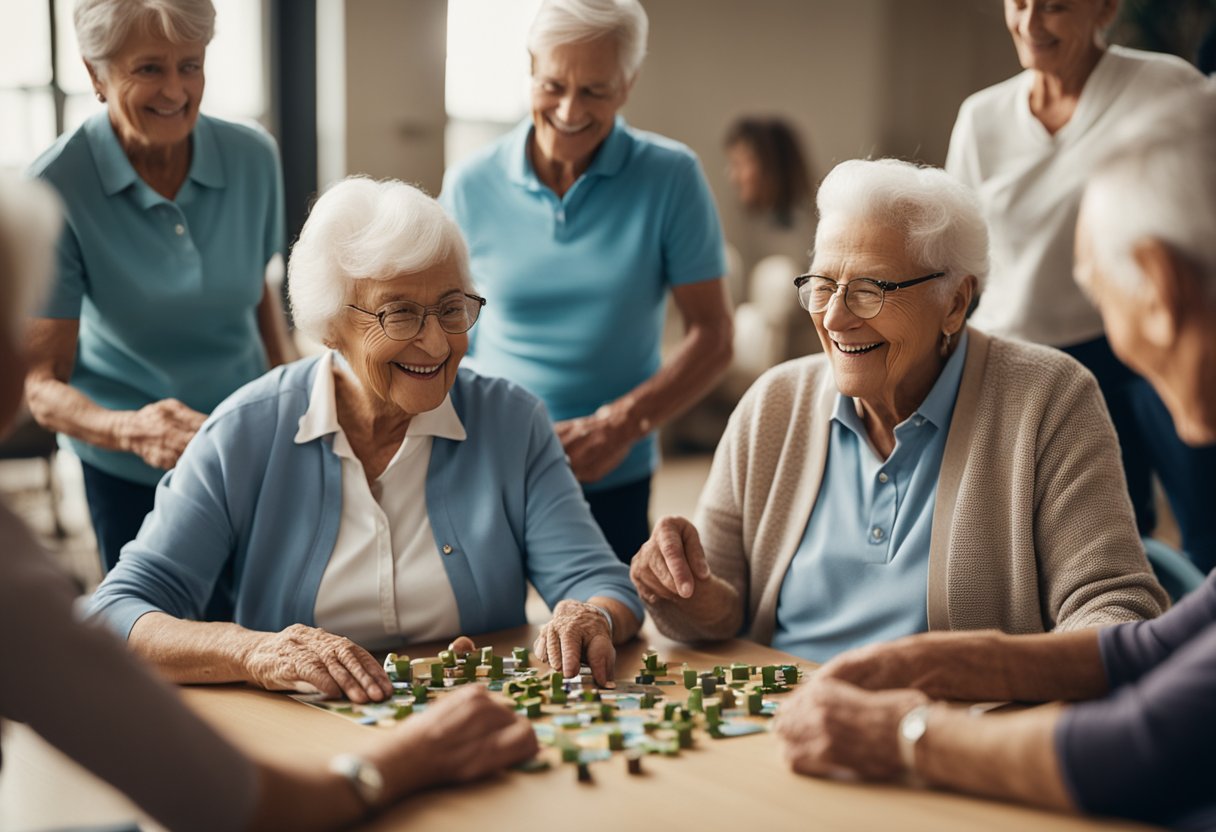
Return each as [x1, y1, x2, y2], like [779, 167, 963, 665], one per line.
[80, 460, 158, 573]
[584, 476, 652, 565]
[1063, 337, 1216, 572]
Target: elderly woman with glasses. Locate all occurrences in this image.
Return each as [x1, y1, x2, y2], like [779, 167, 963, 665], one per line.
[629, 158, 1165, 663]
[88, 177, 643, 698]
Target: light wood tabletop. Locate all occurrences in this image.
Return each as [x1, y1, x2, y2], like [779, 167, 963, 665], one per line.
[0, 624, 1157, 832]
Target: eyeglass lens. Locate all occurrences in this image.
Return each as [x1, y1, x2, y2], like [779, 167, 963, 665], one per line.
[380, 296, 481, 340]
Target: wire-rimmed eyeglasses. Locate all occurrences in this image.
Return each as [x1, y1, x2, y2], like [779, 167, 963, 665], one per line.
[347, 293, 487, 341]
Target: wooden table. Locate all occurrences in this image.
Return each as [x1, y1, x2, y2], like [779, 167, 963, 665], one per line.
[0, 624, 1155, 832]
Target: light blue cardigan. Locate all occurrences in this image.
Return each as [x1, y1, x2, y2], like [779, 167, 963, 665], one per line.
[88, 357, 644, 642]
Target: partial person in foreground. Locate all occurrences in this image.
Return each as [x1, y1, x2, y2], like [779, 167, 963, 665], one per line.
[775, 82, 1216, 832]
[946, 0, 1212, 569]
[630, 158, 1165, 664]
[24, 0, 296, 571]
[88, 177, 642, 696]
[440, 0, 733, 562]
[0, 175, 537, 832]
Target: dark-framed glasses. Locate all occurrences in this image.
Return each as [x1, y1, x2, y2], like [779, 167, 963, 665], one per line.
[347, 293, 487, 341]
[793, 271, 947, 319]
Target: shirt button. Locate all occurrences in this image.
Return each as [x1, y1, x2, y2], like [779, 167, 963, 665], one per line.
[556, 209, 565, 223]
[878, 472, 889, 484]
[871, 527, 884, 541]
[914, 417, 925, 427]
[174, 223, 185, 236]
[442, 544, 453, 555]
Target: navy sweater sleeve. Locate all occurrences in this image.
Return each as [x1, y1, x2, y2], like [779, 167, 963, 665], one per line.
[1057, 573, 1216, 828]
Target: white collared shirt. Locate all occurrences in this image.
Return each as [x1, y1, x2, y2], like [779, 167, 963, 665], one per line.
[298, 351, 464, 650]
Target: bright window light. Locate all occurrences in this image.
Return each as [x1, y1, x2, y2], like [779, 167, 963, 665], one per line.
[446, 0, 541, 123]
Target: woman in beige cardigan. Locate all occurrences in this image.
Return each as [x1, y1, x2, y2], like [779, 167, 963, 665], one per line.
[630, 158, 1166, 661]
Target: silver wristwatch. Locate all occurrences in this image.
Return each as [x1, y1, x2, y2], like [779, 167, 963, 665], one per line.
[898, 704, 932, 776]
[329, 753, 385, 809]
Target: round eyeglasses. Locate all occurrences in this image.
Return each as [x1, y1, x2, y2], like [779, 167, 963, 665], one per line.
[793, 272, 947, 320]
[347, 293, 487, 341]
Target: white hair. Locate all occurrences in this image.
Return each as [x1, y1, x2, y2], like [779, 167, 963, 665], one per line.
[814, 158, 989, 306]
[74, 0, 215, 67]
[0, 176, 61, 340]
[1080, 79, 1216, 300]
[528, 0, 649, 81]
[288, 177, 472, 342]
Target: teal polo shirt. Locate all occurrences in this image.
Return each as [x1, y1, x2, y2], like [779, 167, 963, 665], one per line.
[772, 332, 970, 663]
[440, 117, 726, 491]
[29, 112, 284, 486]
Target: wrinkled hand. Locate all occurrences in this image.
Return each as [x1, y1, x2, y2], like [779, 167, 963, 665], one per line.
[630, 515, 712, 603]
[371, 685, 539, 799]
[121, 398, 206, 469]
[816, 632, 980, 698]
[554, 406, 635, 483]
[533, 600, 615, 687]
[242, 624, 394, 704]
[774, 676, 930, 781]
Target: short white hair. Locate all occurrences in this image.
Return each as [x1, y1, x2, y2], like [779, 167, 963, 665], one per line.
[0, 176, 61, 340]
[815, 158, 989, 304]
[288, 177, 472, 342]
[528, 0, 649, 81]
[1080, 79, 1216, 300]
[75, 0, 215, 67]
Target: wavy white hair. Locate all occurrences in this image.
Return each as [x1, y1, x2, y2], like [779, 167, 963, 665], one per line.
[288, 177, 472, 343]
[1080, 80, 1216, 300]
[528, 0, 649, 81]
[814, 158, 989, 308]
[75, 0, 215, 69]
[0, 176, 61, 339]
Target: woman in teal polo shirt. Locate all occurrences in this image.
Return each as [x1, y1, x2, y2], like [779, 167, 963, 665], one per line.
[24, 0, 292, 571]
[440, 0, 734, 563]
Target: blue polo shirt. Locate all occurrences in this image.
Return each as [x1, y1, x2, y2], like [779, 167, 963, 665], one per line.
[772, 332, 970, 662]
[439, 117, 726, 490]
[29, 112, 284, 486]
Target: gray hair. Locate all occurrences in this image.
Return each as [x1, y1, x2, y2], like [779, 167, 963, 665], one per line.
[1080, 79, 1216, 299]
[814, 159, 989, 305]
[528, 0, 649, 82]
[74, 0, 215, 67]
[0, 176, 61, 339]
[288, 177, 472, 342]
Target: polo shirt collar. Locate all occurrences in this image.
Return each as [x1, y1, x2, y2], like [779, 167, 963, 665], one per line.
[832, 329, 970, 434]
[506, 115, 632, 191]
[84, 111, 225, 206]
[295, 351, 467, 445]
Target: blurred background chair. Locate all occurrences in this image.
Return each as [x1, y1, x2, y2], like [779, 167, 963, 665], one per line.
[0, 411, 65, 539]
[1143, 536, 1206, 602]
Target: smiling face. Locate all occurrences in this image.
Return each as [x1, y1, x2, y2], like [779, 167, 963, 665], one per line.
[1003, 0, 1114, 77]
[88, 29, 205, 152]
[530, 35, 630, 178]
[810, 220, 968, 415]
[330, 255, 470, 419]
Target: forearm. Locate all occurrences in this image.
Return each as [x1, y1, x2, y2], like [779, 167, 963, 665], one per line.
[607, 320, 732, 436]
[588, 595, 642, 645]
[128, 611, 261, 685]
[25, 372, 131, 451]
[646, 575, 744, 642]
[246, 761, 364, 832]
[256, 282, 297, 369]
[918, 703, 1075, 812]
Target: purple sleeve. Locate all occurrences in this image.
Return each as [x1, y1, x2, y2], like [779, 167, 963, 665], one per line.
[0, 507, 259, 832]
[1056, 574, 1216, 828]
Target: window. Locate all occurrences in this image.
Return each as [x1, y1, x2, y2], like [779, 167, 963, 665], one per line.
[0, 0, 268, 174]
[444, 0, 542, 168]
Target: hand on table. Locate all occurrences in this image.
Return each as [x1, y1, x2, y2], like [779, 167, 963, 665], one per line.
[773, 676, 929, 781]
[370, 685, 539, 799]
[242, 624, 394, 704]
[630, 515, 712, 603]
[121, 398, 207, 469]
[815, 632, 991, 699]
[533, 600, 616, 687]
[554, 407, 634, 483]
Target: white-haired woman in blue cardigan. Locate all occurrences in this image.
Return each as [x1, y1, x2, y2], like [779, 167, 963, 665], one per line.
[89, 176, 642, 699]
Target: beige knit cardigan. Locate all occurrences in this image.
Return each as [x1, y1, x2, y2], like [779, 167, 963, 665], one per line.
[651, 328, 1168, 645]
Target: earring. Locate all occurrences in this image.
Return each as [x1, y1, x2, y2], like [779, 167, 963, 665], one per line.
[940, 330, 954, 358]
[95, 91, 106, 103]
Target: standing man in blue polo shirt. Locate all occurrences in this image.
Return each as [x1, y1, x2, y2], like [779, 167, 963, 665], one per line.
[441, 0, 733, 563]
